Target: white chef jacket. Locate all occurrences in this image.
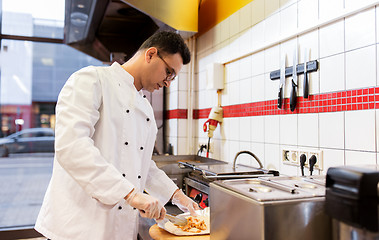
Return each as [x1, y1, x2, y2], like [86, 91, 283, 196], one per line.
[35, 62, 178, 240]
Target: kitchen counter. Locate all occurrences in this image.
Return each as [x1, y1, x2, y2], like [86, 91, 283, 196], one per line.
[139, 205, 184, 240]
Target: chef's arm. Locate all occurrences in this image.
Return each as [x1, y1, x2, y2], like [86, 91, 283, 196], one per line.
[144, 160, 179, 204]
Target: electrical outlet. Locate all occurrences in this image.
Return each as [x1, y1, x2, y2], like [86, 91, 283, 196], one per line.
[283, 148, 323, 171]
[282, 148, 299, 165]
[299, 149, 323, 170]
[198, 142, 214, 153]
[308, 150, 323, 170]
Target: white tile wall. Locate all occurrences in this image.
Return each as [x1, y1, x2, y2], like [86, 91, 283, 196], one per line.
[298, 0, 318, 29]
[251, 21, 265, 49]
[319, 20, 344, 58]
[320, 53, 345, 93]
[345, 0, 378, 12]
[319, 0, 344, 20]
[240, 117, 252, 142]
[345, 45, 376, 90]
[264, 73, 279, 100]
[251, 51, 265, 76]
[298, 113, 319, 147]
[264, 45, 280, 74]
[280, 115, 298, 146]
[345, 110, 376, 151]
[250, 142, 265, 167]
[239, 77, 252, 104]
[319, 112, 345, 149]
[265, 143, 280, 170]
[280, 3, 297, 38]
[264, 14, 281, 43]
[251, 74, 265, 102]
[321, 149, 345, 174]
[345, 7, 376, 51]
[265, 115, 280, 144]
[345, 150, 377, 165]
[167, 0, 379, 177]
[251, 116, 265, 142]
[239, 56, 252, 80]
[178, 91, 188, 109]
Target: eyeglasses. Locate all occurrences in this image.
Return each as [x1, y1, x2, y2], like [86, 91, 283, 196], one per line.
[157, 50, 176, 81]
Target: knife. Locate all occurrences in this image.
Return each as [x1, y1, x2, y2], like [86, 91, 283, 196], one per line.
[303, 48, 309, 98]
[278, 55, 286, 109]
[290, 47, 298, 112]
[165, 213, 187, 226]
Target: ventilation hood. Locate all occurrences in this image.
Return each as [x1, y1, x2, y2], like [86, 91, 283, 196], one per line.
[64, 0, 198, 63]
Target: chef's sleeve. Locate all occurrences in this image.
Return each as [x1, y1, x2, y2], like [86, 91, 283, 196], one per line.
[144, 160, 178, 205]
[54, 67, 134, 205]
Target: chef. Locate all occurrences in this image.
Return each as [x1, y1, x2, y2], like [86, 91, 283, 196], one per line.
[35, 31, 199, 240]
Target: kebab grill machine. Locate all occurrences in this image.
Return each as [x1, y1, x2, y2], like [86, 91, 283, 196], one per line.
[178, 150, 279, 208]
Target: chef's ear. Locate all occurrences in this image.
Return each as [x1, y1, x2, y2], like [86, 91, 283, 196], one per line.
[145, 47, 157, 63]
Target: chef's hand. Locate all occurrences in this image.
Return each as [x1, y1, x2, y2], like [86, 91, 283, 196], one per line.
[125, 189, 166, 220]
[171, 189, 200, 216]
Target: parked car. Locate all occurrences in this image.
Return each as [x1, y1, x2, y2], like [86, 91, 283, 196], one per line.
[0, 128, 55, 157]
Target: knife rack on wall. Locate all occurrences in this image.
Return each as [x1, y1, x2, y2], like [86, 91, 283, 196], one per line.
[270, 60, 318, 80]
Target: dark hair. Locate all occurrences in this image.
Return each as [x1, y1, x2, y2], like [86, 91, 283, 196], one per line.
[138, 31, 191, 65]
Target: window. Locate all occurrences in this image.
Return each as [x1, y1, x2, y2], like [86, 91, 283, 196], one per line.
[0, 0, 107, 233]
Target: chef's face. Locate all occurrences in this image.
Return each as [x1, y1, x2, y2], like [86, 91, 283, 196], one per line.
[143, 48, 183, 92]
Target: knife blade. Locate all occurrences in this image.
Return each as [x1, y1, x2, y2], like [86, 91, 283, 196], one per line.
[303, 48, 309, 98]
[290, 46, 298, 112]
[278, 55, 286, 109]
[165, 213, 187, 226]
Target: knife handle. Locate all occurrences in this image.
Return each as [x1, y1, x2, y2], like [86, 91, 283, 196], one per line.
[278, 87, 283, 109]
[290, 80, 297, 112]
[303, 71, 309, 98]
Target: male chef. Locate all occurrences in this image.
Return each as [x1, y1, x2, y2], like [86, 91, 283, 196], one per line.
[35, 30, 199, 240]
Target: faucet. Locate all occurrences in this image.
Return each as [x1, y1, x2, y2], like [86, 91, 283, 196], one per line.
[233, 150, 263, 169]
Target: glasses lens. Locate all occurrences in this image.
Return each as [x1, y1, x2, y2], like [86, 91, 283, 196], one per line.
[167, 72, 175, 81]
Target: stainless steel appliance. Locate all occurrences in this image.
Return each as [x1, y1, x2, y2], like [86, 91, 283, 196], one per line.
[179, 161, 279, 209]
[325, 165, 379, 239]
[210, 176, 332, 240]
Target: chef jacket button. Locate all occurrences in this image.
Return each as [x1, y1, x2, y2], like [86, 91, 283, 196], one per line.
[140, 147, 143, 150]
[138, 175, 141, 179]
[126, 109, 130, 113]
[146, 118, 150, 121]
[133, 207, 136, 210]
[143, 95, 146, 98]
[124, 142, 128, 145]
[118, 206, 122, 210]
[122, 173, 126, 177]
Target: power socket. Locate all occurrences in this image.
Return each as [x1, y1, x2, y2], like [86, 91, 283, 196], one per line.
[282, 148, 323, 170]
[282, 148, 299, 165]
[299, 149, 323, 170]
[198, 142, 214, 153]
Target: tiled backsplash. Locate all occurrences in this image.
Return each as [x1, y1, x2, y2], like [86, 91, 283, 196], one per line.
[165, 0, 379, 176]
[168, 86, 379, 119]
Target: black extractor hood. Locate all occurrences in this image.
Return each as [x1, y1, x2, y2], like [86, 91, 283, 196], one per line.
[64, 0, 198, 63]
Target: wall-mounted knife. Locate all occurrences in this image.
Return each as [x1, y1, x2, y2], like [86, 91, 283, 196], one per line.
[303, 48, 309, 98]
[290, 46, 298, 112]
[278, 55, 286, 109]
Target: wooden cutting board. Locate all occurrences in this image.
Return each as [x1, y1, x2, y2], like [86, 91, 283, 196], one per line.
[149, 224, 210, 240]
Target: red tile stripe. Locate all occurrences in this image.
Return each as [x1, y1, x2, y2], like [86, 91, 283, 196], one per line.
[165, 109, 188, 119]
[165, 87, 379, 119]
